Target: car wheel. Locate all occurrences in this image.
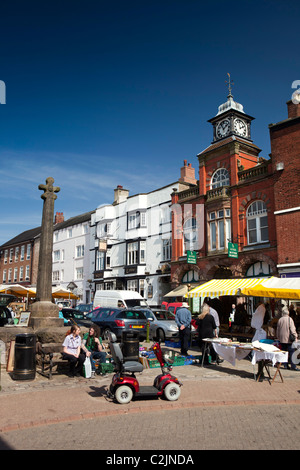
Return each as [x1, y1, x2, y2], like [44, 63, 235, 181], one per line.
[115, 385, 133, 404]
[163, 382, 181, 401]
[156, 328, 165, 343]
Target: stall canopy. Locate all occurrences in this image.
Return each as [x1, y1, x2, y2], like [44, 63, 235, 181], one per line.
[0, 284, 36, 297]
[185, 277, 268, 299]
[0, 284, 78, 300]
[29, 286, 79, 299]
[240, 277, 300, 300]
[164, 285, 189, 298]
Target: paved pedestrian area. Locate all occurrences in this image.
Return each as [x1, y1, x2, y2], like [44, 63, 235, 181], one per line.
[1, 355, 300, 434]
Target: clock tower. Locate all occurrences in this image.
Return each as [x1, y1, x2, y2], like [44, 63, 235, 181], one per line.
[208, 74, 254, 143]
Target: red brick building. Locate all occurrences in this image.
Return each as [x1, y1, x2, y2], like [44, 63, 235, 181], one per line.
[269, 100, 300, 277]
[0, 212, 65, 289]
[170, 91, 279, 312]
[0, 226, 41, 287]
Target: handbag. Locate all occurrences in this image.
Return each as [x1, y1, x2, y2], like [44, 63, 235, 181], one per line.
[83, 356, 92, 378]
[289, 318, 296, 343]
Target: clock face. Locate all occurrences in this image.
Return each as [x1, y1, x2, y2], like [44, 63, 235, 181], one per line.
[234, 118, 247, 136]
[216, 119, 230, 139]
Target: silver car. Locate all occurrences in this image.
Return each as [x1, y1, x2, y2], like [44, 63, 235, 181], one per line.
[138, 308, 181, 342]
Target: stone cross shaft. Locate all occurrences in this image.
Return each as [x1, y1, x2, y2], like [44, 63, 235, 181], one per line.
[35, 177, 60, 302]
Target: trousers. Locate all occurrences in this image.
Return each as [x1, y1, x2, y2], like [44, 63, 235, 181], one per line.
[179, 327, 191, 355]
[62, 352, 86, 376]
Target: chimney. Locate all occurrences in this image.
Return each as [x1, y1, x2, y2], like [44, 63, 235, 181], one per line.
[54, 212, 64, 224]
[287, 99, 300, 119]
[113, 185, 129, 205]
[179, 160, 197, 185]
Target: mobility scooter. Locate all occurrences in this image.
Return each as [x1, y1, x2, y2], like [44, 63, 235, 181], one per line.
[107, 332, 182, 404]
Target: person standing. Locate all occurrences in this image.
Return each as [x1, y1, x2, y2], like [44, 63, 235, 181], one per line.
[204, 298, 220, 335]
[196, 304, 218, 364]
[175, 302, 192, 356]
[251, 302, 267, 342]
[62, 325, 86, 377]
[276, 307, 299, 371]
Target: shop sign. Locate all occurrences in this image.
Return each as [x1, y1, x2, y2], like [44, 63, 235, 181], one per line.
[187, 250, 197, 264]
[228, 242, 238, 259]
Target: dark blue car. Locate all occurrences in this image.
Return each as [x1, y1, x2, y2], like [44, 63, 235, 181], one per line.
[86, 307, 147, 341]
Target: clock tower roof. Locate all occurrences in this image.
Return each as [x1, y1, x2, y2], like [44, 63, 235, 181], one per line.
[216, 94, 245, 117]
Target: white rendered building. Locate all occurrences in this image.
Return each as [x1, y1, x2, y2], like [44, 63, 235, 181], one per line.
[90, 162, 196, 306]
[52, 211, 94, 304]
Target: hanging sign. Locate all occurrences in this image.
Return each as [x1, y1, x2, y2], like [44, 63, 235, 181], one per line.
[228, 242, 238, 259]
[187, 250, 197, 264]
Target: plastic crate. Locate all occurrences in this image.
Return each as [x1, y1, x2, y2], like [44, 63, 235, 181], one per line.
[98, 363, 114, 374]
[148, 359, 161, 368]
[173, 356, 186, 366]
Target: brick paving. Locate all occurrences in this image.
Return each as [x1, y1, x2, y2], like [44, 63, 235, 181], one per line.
[1, 357, 300, 434]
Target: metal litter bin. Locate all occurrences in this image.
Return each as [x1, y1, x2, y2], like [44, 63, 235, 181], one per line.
[13, 333, 36, 380]
[121, 331, 139, 361]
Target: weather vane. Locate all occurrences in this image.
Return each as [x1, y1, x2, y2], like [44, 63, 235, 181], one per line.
[225, 73, 234, 98]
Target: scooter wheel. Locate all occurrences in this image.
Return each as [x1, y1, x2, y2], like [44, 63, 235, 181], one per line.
[115, 385, 133, 404]
[164, 382, 181, 401]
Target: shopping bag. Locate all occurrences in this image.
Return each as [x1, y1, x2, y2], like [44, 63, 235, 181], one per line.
[83, 356, 92, 378]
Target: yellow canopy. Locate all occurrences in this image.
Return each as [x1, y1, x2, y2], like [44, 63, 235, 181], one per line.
[28, 286, 79, 300]
[0, 284, 36, 298]
[240, 277, 300, 300]
[185, 277, 268, 299]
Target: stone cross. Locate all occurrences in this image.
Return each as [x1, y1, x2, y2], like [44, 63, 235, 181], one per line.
[30, 177, 64, 327]
[35, 177, 60, 302]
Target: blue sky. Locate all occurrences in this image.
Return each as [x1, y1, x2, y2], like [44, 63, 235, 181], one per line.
[0, 0, 299, 245]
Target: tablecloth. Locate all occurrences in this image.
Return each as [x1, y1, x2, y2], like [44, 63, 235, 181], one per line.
[212, 343, 251, 366]
[251, 350, 288, 366]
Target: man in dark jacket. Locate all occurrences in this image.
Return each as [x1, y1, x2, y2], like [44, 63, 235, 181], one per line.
[175, 302, 192, 356]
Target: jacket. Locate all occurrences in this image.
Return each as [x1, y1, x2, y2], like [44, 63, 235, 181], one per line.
[175, 307, 191, 328]
[276, 314, 297, 344]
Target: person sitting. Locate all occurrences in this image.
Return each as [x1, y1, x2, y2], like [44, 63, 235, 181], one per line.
[81, 325, 106, 373]
[62, 325, 86, 377]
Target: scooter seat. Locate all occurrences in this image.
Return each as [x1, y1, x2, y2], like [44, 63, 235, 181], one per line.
[123, 361, 143, 373]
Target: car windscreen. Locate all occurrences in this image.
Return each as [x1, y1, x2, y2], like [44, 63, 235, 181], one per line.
[125, 299, 147, 308]
[153, 311, 170, 320]
[117, 310, 147, 320]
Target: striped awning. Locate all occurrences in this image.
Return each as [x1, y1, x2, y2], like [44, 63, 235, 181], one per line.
[240, 277, 300, 300]
[185, 277, 269, 299]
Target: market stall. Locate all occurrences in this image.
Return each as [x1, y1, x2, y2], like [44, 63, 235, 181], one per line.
[185, 277, 269, 299]
[240, 277, 300, 300]
[201, 337, 288, 384]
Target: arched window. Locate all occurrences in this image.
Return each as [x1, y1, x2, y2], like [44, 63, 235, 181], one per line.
[211, 168, 230, 189]
[247, 201, 269, 244]
[182, 270, 199, 283]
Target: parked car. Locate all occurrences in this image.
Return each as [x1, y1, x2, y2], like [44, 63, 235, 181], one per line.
[74, 303, 93, 316]
[0, 294, 15, 327]
[161, 302, 184, 316]
[61, 308, 94, 328]
[137, 308, 179, 342]
[87, 307, 147, 341]
[137, 308, 197, 342]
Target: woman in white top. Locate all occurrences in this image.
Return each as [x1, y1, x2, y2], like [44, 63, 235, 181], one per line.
[62, 325, 86, 377]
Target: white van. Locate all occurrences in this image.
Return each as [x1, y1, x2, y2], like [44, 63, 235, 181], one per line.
[93, 290, 148, 309]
